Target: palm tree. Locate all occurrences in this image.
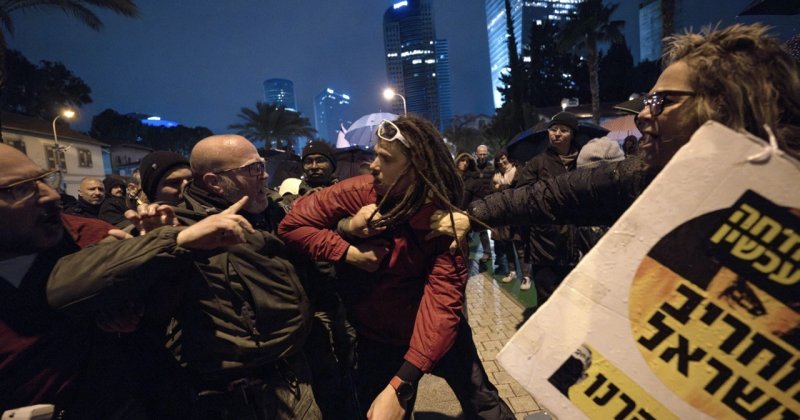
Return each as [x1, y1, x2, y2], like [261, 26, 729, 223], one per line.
[0, 0, 138, 86]
[0, 0, 138, 139]
[559, 0, 624, 123]
[229, 102, 316, 152]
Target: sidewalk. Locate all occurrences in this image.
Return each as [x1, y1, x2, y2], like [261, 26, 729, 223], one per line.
[414, 272, 547, 419]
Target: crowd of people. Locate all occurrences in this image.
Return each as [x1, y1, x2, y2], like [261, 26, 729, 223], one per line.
[1, 23, 798, 420]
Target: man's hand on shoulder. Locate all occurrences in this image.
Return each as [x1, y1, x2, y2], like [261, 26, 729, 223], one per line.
[426, 210, 470, 253]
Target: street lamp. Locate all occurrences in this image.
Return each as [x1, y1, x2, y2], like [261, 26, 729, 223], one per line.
[51, 109, 76, 173]
[383, 88, 407, 116]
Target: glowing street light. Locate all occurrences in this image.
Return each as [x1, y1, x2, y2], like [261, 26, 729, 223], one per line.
[382, 88, 407, 116]
[51, 109, 76, 173]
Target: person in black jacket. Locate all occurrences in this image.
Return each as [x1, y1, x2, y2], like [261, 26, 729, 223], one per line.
[63, 177, 105, 218]
[463, 24, 800, 244]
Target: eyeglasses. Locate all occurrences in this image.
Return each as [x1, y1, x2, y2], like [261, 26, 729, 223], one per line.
[376, 119, 411, 149]
[643, 91, 695, 118]
[213, 159, 266, 177]
[0, 170, 61, 202]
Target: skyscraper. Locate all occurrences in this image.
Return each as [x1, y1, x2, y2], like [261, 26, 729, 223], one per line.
[383, 0, 452, 131]
[313, 88, 353, 144]
[639, 0, 684, 62]
[263, 78, 297, 111]
[484, 0, 581, 109]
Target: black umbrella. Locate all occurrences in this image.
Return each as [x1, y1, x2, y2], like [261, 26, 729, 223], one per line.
[262, 149, 302, 188]
[333, 146, 375, 180]
[506, 121, 610, 164]
[739, 0, 800, 15]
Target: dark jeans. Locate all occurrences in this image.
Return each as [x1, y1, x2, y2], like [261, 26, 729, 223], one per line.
[354, 318, 515, 420]
[531, 265, 573, 305]
[194, 352, 321, 420]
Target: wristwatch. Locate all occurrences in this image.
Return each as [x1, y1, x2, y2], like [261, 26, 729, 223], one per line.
[389, 376, 416, 403]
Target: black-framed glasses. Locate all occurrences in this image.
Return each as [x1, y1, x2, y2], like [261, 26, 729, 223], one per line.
[376, 119, 411, 149]
[643, 91, 695, 118]
[213, 159, 266, 177]
[0, 170, 62, 202]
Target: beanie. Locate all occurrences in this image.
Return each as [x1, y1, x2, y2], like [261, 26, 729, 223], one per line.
[103, 174, 127, 193]
[548, 111, 579, 133]
[577, 137, 625, 168]
[139, 151, 189, 202]
[301, 141, 337, 170]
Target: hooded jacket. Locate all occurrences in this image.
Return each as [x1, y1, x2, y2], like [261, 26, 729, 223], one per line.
[277, 175, 467, 376]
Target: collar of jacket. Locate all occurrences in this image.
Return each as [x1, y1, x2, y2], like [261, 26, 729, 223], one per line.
[175, 181, 271, 230]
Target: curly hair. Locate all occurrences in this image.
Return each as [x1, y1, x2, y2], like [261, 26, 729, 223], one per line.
[370, 115, 464, 229]
[662, 24, 800, 159]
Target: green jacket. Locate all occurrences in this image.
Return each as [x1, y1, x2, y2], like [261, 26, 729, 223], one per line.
[47, 187, 312, 383]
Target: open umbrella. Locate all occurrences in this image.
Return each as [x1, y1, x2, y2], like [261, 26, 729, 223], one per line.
[344, 112, 398, 147]
[506, 121, 610, 164]
[333, 146, 375, 180]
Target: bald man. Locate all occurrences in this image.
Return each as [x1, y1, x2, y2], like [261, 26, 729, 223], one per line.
[47, 135, 320, 419]
[63, 177, 105, 218]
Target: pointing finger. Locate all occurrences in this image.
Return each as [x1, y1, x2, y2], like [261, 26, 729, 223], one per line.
[221, 196, 249, 215]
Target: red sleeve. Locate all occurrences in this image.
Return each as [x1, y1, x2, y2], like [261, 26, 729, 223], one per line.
[277, 176, 376, 261]
[60, 213, 114, 248]
[404, 243, 468, 372]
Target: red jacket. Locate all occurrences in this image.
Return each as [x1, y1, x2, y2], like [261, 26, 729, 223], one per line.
[278, 175, 467, 373]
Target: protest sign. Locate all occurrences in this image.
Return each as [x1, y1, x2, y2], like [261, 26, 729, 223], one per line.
[498, 121, 799, 419]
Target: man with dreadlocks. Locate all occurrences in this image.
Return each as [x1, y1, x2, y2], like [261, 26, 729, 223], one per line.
[279, 115, 513, 420]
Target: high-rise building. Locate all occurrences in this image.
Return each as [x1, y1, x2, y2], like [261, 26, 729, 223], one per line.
[435, 39, 453, 130]
[485, 0, 581, 109]
[263, 78, 297, 111]
[639, 0, 684, 62]
[313, 88, 353, 144]
[383, 0, 452, 131]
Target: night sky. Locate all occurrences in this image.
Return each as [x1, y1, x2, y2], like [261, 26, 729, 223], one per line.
[8, 0, 798, 135]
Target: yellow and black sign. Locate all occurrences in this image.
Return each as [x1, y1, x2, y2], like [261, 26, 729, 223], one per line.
[629, 190, 799, 419]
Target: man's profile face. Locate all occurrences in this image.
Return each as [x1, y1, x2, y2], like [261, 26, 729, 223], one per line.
[637, 60, 700, 169]
[370, 140, 412, 198]
[0, 149, 63, 257]
[303, 154, 334, 186]
[79, 179, 105, 205]
[155, 166, 192, 205]
[475, 146, 489, 165]
[216, 152, 269, 214]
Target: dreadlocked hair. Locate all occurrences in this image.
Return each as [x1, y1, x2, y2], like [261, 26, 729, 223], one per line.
[370, 115, 464, 229]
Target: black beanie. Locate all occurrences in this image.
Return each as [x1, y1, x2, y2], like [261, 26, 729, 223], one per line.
[103, 174, 126, 193]
[548, 111, 579, 133]
[301, 141, 337, 170]
[139, 151, 189, 202]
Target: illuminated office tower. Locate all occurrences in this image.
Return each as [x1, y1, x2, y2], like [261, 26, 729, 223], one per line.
[383, 0, 452, 130]
[313, 88, 352, 144]
[639, 0, 684, 62]
[263, 78, 297, 111]
[484, 0, 581, 108]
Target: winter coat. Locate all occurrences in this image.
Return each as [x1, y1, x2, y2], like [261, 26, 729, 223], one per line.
[277, 175, 467, 374]
[467, 155, 655, 228]
[47, 183, 312, 383]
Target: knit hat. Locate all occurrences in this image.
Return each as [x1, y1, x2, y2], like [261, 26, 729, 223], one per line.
[139, 151, 190, 202]
[548, 111, 579, 133]
[301, 141, 337, 170]
[577, 137, 625, 168]
[103, 174, 127, 194]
